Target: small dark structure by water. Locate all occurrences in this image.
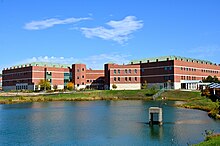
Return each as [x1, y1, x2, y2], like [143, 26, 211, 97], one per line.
[149, 107, 163, 126]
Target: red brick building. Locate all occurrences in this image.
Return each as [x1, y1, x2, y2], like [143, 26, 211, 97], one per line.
[103, 56, 220, 90]
[104, 63, 141, 90]
[2, 62, 104, 91]
[131, 56, 220, 90]
[2, 56, 220, 91]
[2, 62, 71, 91]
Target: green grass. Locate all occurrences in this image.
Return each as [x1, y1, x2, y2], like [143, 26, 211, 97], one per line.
[43, 89, 157, 99]
[160, 90, 220, 119]
[160, 90, 202, 101]
[195, 134, 220, 146]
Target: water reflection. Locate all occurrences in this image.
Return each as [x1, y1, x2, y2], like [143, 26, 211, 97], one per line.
[0, 101, 220, 145]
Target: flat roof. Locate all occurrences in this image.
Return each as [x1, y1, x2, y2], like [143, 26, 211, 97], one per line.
[130, 55, 214, 65]
[9, 62, 71, 69]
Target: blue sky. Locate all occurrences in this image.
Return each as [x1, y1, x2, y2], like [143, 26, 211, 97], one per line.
[0, 0, 220, 71]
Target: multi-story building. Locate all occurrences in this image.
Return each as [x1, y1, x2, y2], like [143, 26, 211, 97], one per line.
[2, 62, 71, 91]
[132, 56, 220, 90]
[104, 63, 141, 90]
[2, 62, 104, 91]
[2, 56, 220, 91]
[104, 56, 220, 90]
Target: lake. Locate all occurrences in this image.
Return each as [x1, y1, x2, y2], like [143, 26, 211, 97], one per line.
[0, 100, 220, 145]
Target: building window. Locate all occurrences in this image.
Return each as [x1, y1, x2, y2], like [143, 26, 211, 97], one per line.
[114, 77, 116, 81]
[87, 80, 89, 82]
[114, 69, 116, 74]
[82, 68, 84, 71]
[118, 77, 120, 81]
[125, 77, 127, 81]
[169, 67, 172, 70]
[129, 77, 131, 81]
[82, 75, 84, 78]
[164, 67, 168, 70]
[141, 68, 144, 73]
[77, 76, 79, 79]
[134, 69, 137, 74]
[180, 67, 183, 70]
[129, 69, 131, 74]
[77, 84, 79, 87]
[77, 69, 80, 72]
[82, 82, 84, 85]
[90, 80, 93, 82]
[118, 69, 120, 74]
[135, 77, 137, 81]
[125, 69, 127, 74]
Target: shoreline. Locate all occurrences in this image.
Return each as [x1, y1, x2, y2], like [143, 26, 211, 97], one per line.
[0, 90, 219, 120]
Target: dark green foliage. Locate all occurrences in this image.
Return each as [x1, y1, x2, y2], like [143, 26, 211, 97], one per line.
[203, 75, 220, 83]
[112, 84, 117, 89]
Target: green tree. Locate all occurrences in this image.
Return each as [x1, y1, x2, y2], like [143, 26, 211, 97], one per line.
[203, 75, 220, 83]
[112, 84, 117, 90]
[141, 80, 148, 89]
[38, 79, 51, 91]
[67, 82, 74, 90]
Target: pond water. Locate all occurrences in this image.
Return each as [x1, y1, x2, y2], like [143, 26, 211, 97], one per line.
[0, 100, 220, 145]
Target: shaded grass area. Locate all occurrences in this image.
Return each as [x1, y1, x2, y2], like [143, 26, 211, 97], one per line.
[195, 134, 220, 146]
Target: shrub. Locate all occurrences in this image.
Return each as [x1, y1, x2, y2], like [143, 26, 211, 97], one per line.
[67, 82, 74, 91]
[112, 84, 117, 90]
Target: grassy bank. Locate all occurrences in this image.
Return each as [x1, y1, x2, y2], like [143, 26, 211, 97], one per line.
[195, 134, 220, 146]
[160, 90, 220, 119]
[0, 89, 157, 104]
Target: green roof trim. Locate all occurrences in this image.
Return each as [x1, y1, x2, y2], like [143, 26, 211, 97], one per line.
[11, 62, 71, 68]
[130, 55, 214, 65]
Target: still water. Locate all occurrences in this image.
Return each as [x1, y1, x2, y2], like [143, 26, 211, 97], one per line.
[0, 100, 220, 145]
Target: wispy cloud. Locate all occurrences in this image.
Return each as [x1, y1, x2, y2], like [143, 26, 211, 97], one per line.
[24, 17, 91, 30]
[186, 45, 220, 63]
[80, 16, 143, 44]
[8, 53, 130, 70]
[188, 46, 220, 58]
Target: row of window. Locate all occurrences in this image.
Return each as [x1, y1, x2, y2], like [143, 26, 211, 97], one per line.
[16, 85, 28, 90]
[164, 66, 173, 71]
[4, 72, 29, 77]
[77, 75, 85, 79]
[113, 69, 138, 74]
[3, 79, 32, 84]
[181, 76, 197, 80]
[77, 68, 85, 72]
[180, 67, 219, 74]
[113, 77, 138, 82]
[180, 67, 197, 71]
[201, 69, 218, 74]
[164, 76, 174, 80]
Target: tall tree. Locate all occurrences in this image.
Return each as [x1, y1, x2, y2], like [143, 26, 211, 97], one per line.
[203, 75, 220, 83]
[38, 79, 51, 91]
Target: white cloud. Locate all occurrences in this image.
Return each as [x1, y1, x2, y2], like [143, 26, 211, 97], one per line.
[80, 16, 143, 44]
[7, 53, 130, 70]
[24, 17, 91, 30]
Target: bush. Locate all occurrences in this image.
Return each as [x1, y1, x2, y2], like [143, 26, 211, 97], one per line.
[67, 82, 74, 91]
[112, 84, 117, 90]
